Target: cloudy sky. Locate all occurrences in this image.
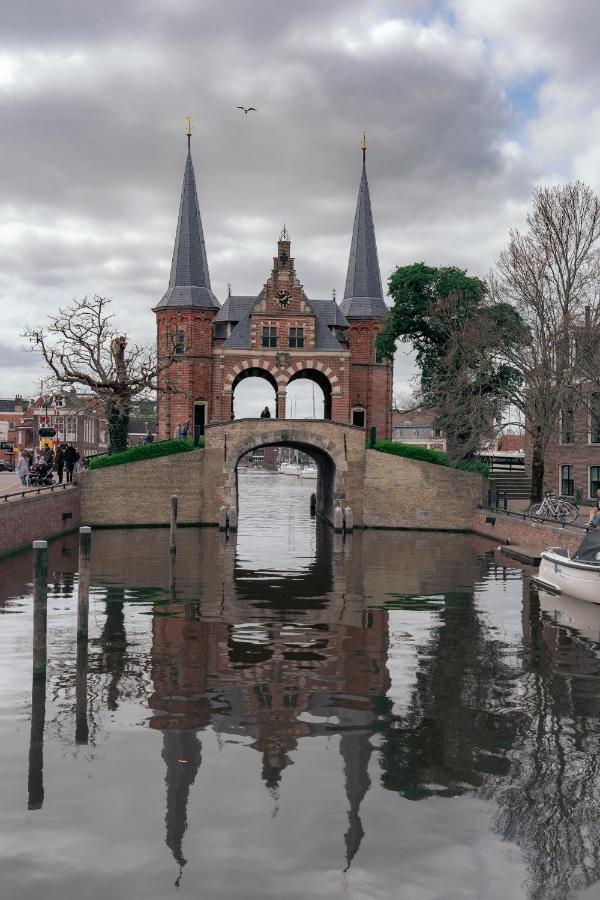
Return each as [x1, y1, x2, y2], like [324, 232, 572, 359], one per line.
[1, 0, 598, 412]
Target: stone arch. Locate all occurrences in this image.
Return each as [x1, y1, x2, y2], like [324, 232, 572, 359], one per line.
[223, 424, 348, 522]
[229, 366, 281, 419]
[286, 367, 334, 420]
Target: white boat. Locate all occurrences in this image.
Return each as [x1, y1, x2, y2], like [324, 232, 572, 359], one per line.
[279, 463, 302, 476]
[534, 530, 600, 604]
[300, 466, 317, 479]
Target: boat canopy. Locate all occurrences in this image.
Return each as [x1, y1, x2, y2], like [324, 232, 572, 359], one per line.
[573, 529, 600, 563]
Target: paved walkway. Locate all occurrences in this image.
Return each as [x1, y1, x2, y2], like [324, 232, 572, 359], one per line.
[0, 471, 75, 503]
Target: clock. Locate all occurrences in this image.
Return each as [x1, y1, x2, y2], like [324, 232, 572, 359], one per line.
[275, 290, 291, 308]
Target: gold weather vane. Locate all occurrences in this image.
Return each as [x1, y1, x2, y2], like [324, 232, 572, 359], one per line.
[185, 115, 193, 150]
[360, 131, 367, 164]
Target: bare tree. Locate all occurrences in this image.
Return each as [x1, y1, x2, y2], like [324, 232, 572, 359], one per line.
[24, 295, 171, 453]
[494, 182, 600, 499]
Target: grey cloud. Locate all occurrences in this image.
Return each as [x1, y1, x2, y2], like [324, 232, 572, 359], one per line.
[0, 0, 564, 398]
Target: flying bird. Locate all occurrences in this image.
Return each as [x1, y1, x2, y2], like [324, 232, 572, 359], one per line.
[237, 106, 256, 114]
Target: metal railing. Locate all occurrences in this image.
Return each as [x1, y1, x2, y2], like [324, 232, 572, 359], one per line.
[1, 482, 76, 503]
[481, 495, 589, 531]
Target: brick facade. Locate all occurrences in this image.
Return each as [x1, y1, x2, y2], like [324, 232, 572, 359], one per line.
[538, 399, 600, 501]
[0, 486, 80, 557]
[153, 142, 393, 442]
[156, 235, 393, 439]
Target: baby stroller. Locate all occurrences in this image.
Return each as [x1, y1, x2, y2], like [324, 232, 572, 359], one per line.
[28, 460, 54, 487]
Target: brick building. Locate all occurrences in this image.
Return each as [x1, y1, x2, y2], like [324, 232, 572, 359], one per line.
[154, 137, 393, 440]
[526, 316, 600, 502]
[0, 396, 27, 468]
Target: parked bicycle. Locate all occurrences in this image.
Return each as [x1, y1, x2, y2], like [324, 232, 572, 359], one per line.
[527, 490, 579, 525]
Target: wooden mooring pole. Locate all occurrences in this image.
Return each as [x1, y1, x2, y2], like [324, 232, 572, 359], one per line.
[29, 539, 48, 809]
[77, 527, 91, 641]
[170, 495, 178, 552]
[32, 541, 48, 678]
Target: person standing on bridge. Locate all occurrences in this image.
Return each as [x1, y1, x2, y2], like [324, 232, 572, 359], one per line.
[260, 406, 271, 418]
[16, 451, 29, 487]
[55, 445, 65, 484]
[64, 443, 78, 483]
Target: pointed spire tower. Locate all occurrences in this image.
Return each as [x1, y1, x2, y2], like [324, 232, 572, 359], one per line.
[156, 119, 219, 310]
[341, 136, 393, 439]
[340, 135, 387, 320]
[154, 119, 219, 440]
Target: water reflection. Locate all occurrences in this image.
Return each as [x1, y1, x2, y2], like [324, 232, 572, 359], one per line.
[2, 475, 600, 898]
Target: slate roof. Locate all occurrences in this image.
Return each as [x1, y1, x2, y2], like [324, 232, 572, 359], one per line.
[219, 293, 346, 351]
[0, 399, 17, 412]
[340, 156, 388, 319]
[155, 148, 219, 310]
[213, 295, 256, 324]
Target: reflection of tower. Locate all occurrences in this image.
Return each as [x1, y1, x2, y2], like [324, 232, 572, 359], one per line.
[340, 732, 372, 870]
[147, 527, 391, 873]
[162, 731, 202, 871]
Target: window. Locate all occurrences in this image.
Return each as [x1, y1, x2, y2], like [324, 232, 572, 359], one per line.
[560, 464, 574, 497]
[560, 402, 575, 444]
[590, 466, 600, 498]
[375, 337, 383, 363]
[590, 393, 600, 444]
[262, 326, 277, 348]
[288, 327, 304, 349]
[174, 327, 185, 355]
[352, 408, 366, 428]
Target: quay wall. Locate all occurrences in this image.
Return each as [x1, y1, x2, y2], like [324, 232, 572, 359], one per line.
[473, 509, 583, 554]
[79, 449, 211, 526]
[362, 450, 485, 531]
[0, 486, 80, 557]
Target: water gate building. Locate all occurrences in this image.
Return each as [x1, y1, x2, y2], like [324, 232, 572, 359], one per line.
[154, 137, 393, 440]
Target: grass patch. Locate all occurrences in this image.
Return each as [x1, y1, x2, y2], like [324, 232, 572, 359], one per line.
[372, 440, 489, 477]
[88, 438, 204, 470]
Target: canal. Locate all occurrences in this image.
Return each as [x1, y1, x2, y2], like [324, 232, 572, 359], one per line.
[1, 472, 599, 899]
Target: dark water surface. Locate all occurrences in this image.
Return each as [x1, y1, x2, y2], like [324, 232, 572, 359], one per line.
[1, 473, 600, 899]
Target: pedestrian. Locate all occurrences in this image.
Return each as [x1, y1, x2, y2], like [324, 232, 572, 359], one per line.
[260, 406, 271, 418]
[55, 446, 65, 484]
[16, 451, 29, 487]
[64, 443, 78, 483]
[43, 445, 54, 466]
[181, 420, 190, 439]
[143, 428, 154, 444]
[173, 423, 182, 439]
[588, 488, 600, 528]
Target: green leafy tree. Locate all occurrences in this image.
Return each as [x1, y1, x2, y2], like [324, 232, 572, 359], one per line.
[377, 263, 524, 460]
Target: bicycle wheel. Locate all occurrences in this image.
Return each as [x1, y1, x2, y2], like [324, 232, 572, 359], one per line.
[557, 501, 579, 524]
[528, 501, 546, 522]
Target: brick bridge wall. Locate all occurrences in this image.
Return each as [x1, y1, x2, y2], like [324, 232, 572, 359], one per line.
[79, 450, 208, 526]
[473, 509, 584, 554]
[0, 486, 80, 557]
[363, 451, 486, 530]
[78, 421, 488, 531]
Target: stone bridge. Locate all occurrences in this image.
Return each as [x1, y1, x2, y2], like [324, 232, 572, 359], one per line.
[203, 419, 367, 524]
[78, 421, 487, 532]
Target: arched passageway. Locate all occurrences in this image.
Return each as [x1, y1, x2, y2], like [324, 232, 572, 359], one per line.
[234, 440, 336, 521]
[231, 368, 277, 420]
[287, 370, 332, 420]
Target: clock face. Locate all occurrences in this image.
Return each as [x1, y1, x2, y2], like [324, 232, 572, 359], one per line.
[275, 290, 291, 308]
